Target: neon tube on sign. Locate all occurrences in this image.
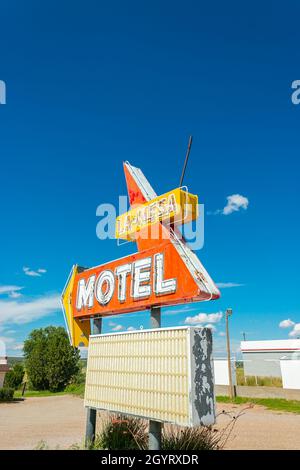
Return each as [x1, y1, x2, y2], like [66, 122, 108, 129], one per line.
[62, 162, 220, 347]
[116, 188, 198, 241]
[76, 252, 176, 311]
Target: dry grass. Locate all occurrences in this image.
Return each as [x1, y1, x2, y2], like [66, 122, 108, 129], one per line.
[217, 395, 300, 414]
[236, 367, 282, 387]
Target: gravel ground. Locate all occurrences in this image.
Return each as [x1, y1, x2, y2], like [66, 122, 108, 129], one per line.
[0, 395, 300, 450]
[0, 395, 86, 450]
[217, 402, 300, 450]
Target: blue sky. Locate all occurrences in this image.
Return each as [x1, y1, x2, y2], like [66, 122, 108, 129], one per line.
[0, 1, 299, 357]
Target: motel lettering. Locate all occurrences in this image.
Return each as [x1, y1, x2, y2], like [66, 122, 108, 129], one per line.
[76, 252, 177, 310]
[62, 162, 219, 347]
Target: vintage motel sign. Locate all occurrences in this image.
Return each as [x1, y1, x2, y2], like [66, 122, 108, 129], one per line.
[61, 265, 91, 348]
[85, 326, 215, 427]
[62, 161, 220, 347]
[116, 187, 198, 241]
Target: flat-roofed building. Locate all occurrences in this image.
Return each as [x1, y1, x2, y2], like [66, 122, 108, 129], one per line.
[241, 339, 300, 378]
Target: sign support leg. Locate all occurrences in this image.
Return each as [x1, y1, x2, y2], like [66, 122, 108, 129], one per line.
[85, 317, 102, 448]
[149, 307, 162, 450]
[149, 420, 162, 450]
[85, 406, 96, 448]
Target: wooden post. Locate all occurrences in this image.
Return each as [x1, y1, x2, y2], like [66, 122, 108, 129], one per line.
[21, 381, 27, 397]
[149, 307, 162, 450]
[85, 317, 102, 448]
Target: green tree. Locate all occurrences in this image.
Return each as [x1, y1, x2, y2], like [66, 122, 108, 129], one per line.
[23, 326, 80, 392]
[4, 363, 24, 389]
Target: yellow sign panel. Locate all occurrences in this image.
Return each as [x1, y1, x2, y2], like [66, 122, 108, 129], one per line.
[61, 265, 90, 348]
[116, 188, 198, 241]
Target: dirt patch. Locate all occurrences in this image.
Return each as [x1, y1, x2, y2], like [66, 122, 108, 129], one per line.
[216, 402, 300, 450]
[0, 395, 86, 450]
[1, 396, 300, 450]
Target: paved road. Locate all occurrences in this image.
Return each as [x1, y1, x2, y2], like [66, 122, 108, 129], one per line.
[0, 395, 300, 450]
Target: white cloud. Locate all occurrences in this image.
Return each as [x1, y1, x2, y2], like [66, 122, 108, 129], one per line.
[23, 267, 47, 277]
[204, 323, 217, 332]
[0, 336, 16, 344]
[279, 319, 295, 329]
[0, 294, 61, 326]
[279, 318, 300, 337]
[127, 326, 136, 331]
[0, 338, 24, 356]
[9, 291, 22, 299]
[279, 318, 300, 338]
[23, 267, 41, 277]
[108, 321, 124, 332]
[289, 323, 300, 337]
[0, 336, 23, 356]
[216, 282, 244, 289]
[223, 194, 249, 215]
[111, 324, 123, 332]
[0, 285, 23, 295]
[0, 339, 6, 356]
[208, 194, 249, 216]
[185, 311, 223, 325]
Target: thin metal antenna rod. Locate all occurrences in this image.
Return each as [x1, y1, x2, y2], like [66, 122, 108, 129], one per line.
[179, 135, 193, 187]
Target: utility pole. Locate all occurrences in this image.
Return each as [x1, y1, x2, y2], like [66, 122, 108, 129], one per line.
[85, 317, 102, 447]
[242, 332, 246, 341]
[148, 307, 162, 450]
[225, 308, 234, 400]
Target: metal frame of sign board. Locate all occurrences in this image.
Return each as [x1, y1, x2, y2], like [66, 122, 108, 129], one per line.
[84, 326, 215, 427]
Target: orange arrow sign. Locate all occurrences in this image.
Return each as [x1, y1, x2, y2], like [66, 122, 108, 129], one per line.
[62, 162, 220, 346]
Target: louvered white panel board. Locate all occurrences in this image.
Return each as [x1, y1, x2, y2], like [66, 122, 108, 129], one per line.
[84, 326, 215, 426]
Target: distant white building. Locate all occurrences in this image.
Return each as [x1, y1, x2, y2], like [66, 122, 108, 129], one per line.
[213, 359, 236, 386]
[241, 339, 300, 378]
[0, 356, 9, 387]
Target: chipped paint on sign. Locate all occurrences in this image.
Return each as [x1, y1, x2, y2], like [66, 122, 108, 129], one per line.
[190, 328, 215, 426]
[84, 326, 215, 427]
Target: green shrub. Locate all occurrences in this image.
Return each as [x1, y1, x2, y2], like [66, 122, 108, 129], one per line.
[162, 426, 222, 450]
[4, 363, 24, 389]
[69, 367, 86, 386]
[34, 440, 49, 450]
[95, 417, 147, 450]
[92, 415, 231, 450]
[64, 382, 85, 397]
[23, 326, 80, 392]
[0, 387, 14, 401]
